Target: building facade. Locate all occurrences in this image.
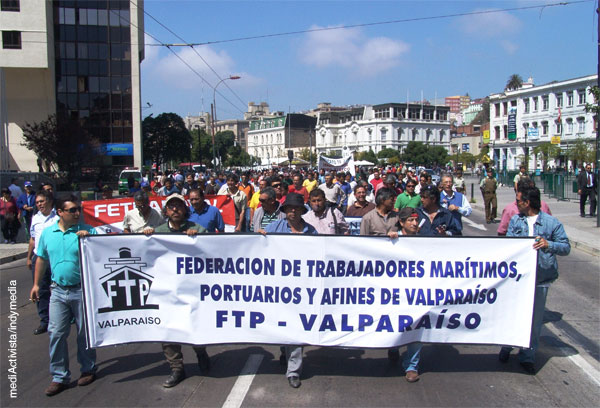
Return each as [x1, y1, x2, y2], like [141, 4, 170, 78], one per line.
[247, 114, 316, 166]
[0, 0, 144, 172]
[489, 74, 597, 171]
[314, 103, 451, 156]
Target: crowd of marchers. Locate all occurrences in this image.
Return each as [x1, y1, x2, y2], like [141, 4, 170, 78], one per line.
[9, 162, 577, 396]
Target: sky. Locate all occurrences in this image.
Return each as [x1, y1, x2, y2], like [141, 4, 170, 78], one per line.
[140, 0, 598, 120]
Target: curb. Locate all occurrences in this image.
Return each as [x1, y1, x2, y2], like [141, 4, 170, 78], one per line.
[0, 251, 28, 265]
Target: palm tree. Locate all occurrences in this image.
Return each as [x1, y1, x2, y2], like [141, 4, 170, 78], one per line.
[505, 74, 524, 91]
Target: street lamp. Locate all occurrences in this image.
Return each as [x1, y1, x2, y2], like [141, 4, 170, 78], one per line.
[212, 75, 241, 169]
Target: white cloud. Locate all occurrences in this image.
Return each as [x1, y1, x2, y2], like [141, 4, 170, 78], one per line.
[299, 25, 409, 76]
[150, 46, 236, 90]
[500, 40, 518, 55]
[458, 9, 523, 38]
[143, 33, 160, 63]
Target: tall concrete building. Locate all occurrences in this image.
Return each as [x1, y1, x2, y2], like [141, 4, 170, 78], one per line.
[0, 0, 144, 172]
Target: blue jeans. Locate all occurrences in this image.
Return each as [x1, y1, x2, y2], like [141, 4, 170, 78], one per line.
[48, 284, 96, 383]
[501, 285, 548, 363]
[403, 343, 422, 372]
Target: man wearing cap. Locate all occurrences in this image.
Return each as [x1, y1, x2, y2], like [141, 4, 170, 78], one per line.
[30, 195, 97, 396]
[261, 193, 317, 388]
[480, 169, 498, 224]
[27, 190, 58, 335]
[150, 194, 211, 387]
[386, 207, 423, 382]
[188, 188, 225, 233]
[122, 191, 164, 234]
[18, 181, 36, 237]
[101, 185, 113, 200]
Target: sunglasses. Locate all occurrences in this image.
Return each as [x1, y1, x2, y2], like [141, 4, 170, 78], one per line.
[272, 184, 282, 188]
[63, 206, 81, 214]
[166, 204, 183, 211]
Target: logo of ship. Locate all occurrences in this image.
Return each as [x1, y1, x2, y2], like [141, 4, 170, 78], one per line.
[98, 247, 159, 313]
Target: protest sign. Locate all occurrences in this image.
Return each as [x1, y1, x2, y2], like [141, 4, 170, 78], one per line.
[81, 234, 536, 349]
[318, 155, 356, 176]
[82, 195, 236, 233]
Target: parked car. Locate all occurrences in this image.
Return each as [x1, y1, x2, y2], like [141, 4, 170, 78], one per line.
[118, 168, 142, 195]
[423, 169, 441, 185]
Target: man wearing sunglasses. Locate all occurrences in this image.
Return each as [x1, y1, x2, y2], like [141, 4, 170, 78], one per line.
[252, 187, 286, 233]
[30, 196, 97, 396]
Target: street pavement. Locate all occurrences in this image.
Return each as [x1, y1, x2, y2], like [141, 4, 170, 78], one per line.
[0, 188, 599, 407]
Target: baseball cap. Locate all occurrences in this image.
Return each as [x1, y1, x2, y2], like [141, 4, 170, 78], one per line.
[398, 207, 419, 220]
[165, 193, 186, 206]
[24, 181, 33, 187]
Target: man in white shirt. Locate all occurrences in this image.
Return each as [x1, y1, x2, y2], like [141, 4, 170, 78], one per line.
[27, 190, 59, 335]
[122, 191, 164, 234]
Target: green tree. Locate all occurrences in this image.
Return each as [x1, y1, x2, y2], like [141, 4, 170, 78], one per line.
[214, 130, 235, 163]
[458, 152, 476, 167]
[190, 128, 213, 164]
[505, 74, 524, 91]
[143, 113, 192, 169]
[377, 148, 401, 159]
[298, 148, 316, 166]
[426, 145, 449, 167]
[567, 137, 595, 169]
[401, 141, 428, 165]
[357, 149, 378, 164]
[21, 114, 100, 183]
[533, 142, 561, 171]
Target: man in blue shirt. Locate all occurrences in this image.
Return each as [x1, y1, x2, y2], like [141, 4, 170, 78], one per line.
[188, 189, 225, 232]
[262, 193, 317, 388]
[416, 185, 461, 236]
[499, 186, 570, 374]
[30, 196, 97, 396]
[17, 181, 36, 237]
[439, 174, 472, 232]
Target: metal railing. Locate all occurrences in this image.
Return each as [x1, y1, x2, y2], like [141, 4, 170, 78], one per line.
[487, 171, 580, 202]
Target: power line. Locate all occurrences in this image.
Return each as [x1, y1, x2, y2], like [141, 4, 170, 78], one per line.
[135, 1, 247, 109]
[108, 8, 246, 115]
[146, 0, 591, 47]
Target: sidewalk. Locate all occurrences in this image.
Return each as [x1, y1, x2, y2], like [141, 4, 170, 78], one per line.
[465, 176, 600, 257]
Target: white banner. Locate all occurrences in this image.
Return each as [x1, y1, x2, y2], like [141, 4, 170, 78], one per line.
[80, 235, 537, 349]
[318, 155, 356, 177]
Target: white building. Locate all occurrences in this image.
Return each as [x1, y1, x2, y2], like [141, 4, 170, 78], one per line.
[247, 114, 316, 166]
[489, 74, 597, 171]
[315, 103, 451, 156]
[1, 0, 145, 172]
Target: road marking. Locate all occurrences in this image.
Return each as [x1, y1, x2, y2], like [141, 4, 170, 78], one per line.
[222, 353, 264, 408]
[463, 217, 487, 231]
[547, 323, 600, 386]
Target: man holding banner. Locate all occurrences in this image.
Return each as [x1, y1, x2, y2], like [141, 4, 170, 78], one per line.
[263, 193, 318, 388]
[152, 194, 211, 387]
[499, 186, 570, 374]
[122, 191, 164, 234]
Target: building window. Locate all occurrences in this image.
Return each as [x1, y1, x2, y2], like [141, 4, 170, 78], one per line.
[577, 117, 585, 133]
[542, 95, 549, 111]
[1, 30, 21, 49]
[503, 125, 508, 139]
[0, 0, 19, 11]
[555, 120, 562, 134]
[375, 108, 390, 119]
[578, 89, 586, 104]
[566, 119, 573, 134]
[494, 103, 500, 117]
[532, 97, 538, 111]
[541, 121, 548, 135]
[523, 99, 529, 113]
[567, 91, 574, 106]
[502, 102, 508, 116]
[494, 126, 500, 140]
[556, 93, 562, 107]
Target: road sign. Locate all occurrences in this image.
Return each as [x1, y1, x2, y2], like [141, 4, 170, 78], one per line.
[483, 130, 490, 144]
[551, 135, 561, 145]
[527, 127, 539, 140]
